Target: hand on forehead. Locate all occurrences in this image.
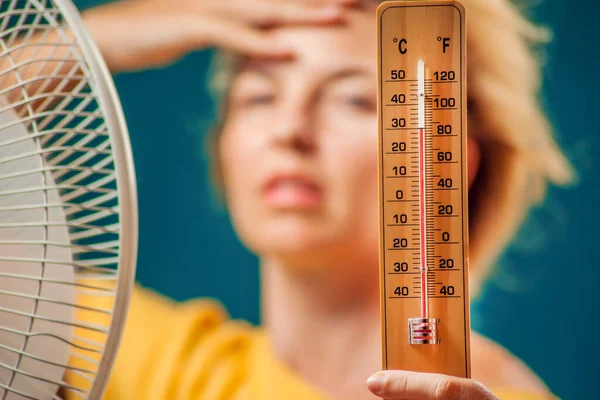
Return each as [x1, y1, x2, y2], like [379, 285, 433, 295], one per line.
[257, 8, 377, 72]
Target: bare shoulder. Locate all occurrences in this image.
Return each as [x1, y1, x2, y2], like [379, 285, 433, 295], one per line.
[470, 332, 551, 395]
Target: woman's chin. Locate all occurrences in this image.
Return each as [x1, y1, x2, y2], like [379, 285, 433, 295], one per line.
[246, 219, 338, 260]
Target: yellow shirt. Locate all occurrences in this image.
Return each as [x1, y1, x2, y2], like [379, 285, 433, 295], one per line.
[72, 285, 555, 399]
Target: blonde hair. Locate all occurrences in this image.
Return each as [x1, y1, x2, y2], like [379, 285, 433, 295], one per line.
[207, 0, 574, 294]
[457, 0, 573, 291]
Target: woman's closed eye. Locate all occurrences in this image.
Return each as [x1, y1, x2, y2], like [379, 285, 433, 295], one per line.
[229, 70, 276, 109]
[327, 76, 377, 114]
[343, 94, 376, 112]
[238, 92, 275, 107]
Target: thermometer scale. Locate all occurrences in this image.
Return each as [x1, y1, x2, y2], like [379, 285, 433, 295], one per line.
[377, 1, 470, 377]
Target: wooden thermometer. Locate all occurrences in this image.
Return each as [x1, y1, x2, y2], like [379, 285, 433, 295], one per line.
[376, 1, 470, 377]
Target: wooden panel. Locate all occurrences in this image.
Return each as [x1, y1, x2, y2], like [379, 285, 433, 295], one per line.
[376, 1, 471, 378]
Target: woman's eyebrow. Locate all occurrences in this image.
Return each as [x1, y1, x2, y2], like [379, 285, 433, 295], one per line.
[325, 67, 375, 83]
[237, 58, 277, 79]
[236, 65, 274, 80]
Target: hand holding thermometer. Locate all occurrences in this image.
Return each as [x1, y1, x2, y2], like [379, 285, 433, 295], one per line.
[377, 1, 470, 377]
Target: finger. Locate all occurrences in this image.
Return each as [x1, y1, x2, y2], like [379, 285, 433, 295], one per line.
[217, 2, 347, 27]
[194, 17, 293, 58]
[192, 0, 357, 26]
[260, 3, 346, 25]
[299, 0, 359, 5]
[366, 371, 497, 400]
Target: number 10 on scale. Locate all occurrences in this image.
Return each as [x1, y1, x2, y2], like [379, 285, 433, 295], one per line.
[376, 1, 471, 378]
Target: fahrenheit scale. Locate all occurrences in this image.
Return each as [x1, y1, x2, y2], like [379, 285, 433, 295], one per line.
[376, 1, 470, 377]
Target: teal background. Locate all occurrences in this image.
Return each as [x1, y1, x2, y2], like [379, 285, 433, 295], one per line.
[74, 1, 599, 398]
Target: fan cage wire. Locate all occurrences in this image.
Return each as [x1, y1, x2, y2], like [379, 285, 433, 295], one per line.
[0, 0, 137, 399]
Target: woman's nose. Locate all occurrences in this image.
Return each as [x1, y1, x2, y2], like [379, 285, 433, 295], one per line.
[271, 97, 316, 154]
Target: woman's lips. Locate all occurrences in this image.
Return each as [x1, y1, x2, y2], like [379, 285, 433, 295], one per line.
[263, 175, 323, 209]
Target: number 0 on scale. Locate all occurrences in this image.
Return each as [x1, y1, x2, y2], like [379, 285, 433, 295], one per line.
[376, 1, 471, 377]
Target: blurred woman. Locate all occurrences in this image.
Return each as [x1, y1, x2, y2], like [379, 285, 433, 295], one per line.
[70, 0, 573, 398]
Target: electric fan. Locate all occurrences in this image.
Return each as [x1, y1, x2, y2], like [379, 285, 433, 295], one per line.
[0, 0, 137, 399]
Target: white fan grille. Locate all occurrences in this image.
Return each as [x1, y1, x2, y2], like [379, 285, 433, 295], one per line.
[0, 0, 137, 399]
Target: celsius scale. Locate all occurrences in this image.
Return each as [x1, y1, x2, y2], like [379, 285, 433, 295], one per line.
[377, 1, 471, 378]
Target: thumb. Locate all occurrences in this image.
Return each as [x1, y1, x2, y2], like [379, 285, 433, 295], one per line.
[366, 370, 497, 399]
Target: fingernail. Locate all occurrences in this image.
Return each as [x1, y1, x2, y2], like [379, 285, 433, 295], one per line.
[366, 372, 387, 393]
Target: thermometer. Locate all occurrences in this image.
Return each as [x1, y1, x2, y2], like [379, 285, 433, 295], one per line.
[376, 1, 470, 377]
